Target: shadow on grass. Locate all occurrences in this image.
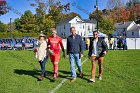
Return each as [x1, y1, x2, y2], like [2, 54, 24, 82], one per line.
[14, 69, 54, 81]
[59, 70, 91, 82]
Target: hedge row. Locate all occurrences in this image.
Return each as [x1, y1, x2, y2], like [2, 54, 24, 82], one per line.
[0, 31, 39, 38]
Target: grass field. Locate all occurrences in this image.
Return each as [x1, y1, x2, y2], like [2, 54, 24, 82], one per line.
[0, 50, 140, 93]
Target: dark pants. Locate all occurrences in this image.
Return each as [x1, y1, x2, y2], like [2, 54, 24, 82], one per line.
[39, 57, 48, 77]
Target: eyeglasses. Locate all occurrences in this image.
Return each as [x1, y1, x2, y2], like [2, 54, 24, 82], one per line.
[93, 34, 98, 35]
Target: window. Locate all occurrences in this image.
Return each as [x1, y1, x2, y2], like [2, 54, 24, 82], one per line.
[64, 32, 65, 36]
[88, 26, 90, 30]
[83, 25, 84, 29]
[64, 25, 65, 29]
[132, 32, 134, 36]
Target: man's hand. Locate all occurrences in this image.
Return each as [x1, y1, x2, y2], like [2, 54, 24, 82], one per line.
[103, 51, 107, 55]
[66, 55, 69, 58]
[81, 54, 84, 57]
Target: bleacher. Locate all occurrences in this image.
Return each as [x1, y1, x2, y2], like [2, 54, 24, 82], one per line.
[0, 38, 36, 50]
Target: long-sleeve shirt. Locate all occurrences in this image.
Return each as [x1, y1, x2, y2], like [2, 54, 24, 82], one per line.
[88, 37, 108, 57]
[37, 40, 47, 61]
[47, 36, 64, 55]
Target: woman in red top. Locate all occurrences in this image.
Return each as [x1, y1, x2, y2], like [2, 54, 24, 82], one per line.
[48, 28, 65, 80]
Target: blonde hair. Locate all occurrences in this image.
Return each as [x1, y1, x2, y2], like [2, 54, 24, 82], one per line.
[70, 26, 76, 30]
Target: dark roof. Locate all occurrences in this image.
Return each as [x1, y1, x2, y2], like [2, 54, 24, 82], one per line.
[82, 19, 97, 23]
[58, 17, 74, 24]
[135, 19, 140, 24]
[115, 21, 134, 29]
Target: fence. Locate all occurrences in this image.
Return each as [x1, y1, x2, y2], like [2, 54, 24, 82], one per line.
[127, 38, 140, 49]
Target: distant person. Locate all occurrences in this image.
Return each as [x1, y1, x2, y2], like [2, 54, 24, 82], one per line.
[117, 36, 123, 50]
[88, 31, 108, 83]
[22, 39, 26, 50]
[1, 42, 5, 50]
[47, 28, 65, 81]
[86, 38, 90, 50]
[123, 37, 127, 50]
[109, 38, 113, 50]
[67, 27, 83, 82]
[113, 37, 118, 50]
[35, 34, 49, 81]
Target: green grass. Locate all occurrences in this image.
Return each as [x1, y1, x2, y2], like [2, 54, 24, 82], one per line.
[0, 50, 140, 93]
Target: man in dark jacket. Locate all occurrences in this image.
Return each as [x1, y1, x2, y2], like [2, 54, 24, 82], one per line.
[88, 31, 108, 82]
[67, 27, 83, 82]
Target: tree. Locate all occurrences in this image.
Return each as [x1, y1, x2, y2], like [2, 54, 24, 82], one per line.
[31, 0, 70, 35]
[18, 10, 37, 33]
[106, 0, 127, 22]
[14, 18, 21, 30]
[63, 12, 81, 19]
[0, 21, 8, 32]
[107, 0, 124, 9]
[99, 17, 115, 35]
[0, 0, 8, 16]
[43, 16, 55, 36]
[89, 9, 115, 34]
[48, 2, 64, 24]
[119, 7, 130, 21]
[89, 10, 103, 21]
[126, 0, 140, 21]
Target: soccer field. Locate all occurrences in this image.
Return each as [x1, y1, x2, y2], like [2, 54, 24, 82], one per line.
[0, 50, 140, 93]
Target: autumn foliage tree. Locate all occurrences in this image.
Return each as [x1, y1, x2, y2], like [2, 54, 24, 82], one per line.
[0, 0, 8, 15]
[119, 7, 130, 21]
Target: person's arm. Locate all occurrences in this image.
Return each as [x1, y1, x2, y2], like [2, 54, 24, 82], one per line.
[79, 36, 83, 54]
[88, 39, 92, 58]
[66, 38, 69, 55]
[59, 38, 65, 58]
[102, 39, 108, 54]
[47, 38, 50, 47]
[59, 38, 65, 52]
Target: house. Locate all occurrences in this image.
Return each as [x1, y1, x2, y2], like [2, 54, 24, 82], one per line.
[56, 16, 96, 38]
[113, 21, 140, 38]
[127, 24, 140, 38]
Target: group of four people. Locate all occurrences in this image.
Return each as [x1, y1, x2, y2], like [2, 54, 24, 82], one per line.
[35, 27, 108, 83]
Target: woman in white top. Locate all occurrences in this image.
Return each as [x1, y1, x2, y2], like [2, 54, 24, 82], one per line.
[36, 34, 48, 80]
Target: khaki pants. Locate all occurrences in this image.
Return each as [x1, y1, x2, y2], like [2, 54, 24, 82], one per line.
[90, 56, 104, 79]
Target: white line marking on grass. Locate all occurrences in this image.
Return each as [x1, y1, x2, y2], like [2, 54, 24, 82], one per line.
[49, 58, 88, 93]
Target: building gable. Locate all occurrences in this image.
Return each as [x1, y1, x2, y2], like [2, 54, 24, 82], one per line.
[69, 16, 83, 23]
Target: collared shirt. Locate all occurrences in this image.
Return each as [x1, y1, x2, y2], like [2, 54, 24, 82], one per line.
[91, 39, 99, 57]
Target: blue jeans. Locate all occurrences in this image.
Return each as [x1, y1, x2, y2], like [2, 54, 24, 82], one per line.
[69, 53, 82, 78]
[39, 57, 48, 76]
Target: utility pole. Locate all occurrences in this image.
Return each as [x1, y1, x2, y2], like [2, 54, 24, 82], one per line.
[10, 18, 12, 38]
[95, 0, 99, 31]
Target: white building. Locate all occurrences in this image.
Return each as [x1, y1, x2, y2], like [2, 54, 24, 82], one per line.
[56, 16, 96, 38]
[113, 21, 140, 38]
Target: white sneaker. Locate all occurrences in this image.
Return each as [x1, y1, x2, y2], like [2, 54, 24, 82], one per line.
[89, 79, 95, 82]
[99, 76, 102, 80]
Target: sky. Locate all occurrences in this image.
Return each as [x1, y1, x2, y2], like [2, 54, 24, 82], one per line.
[0, 0, 108, 24]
